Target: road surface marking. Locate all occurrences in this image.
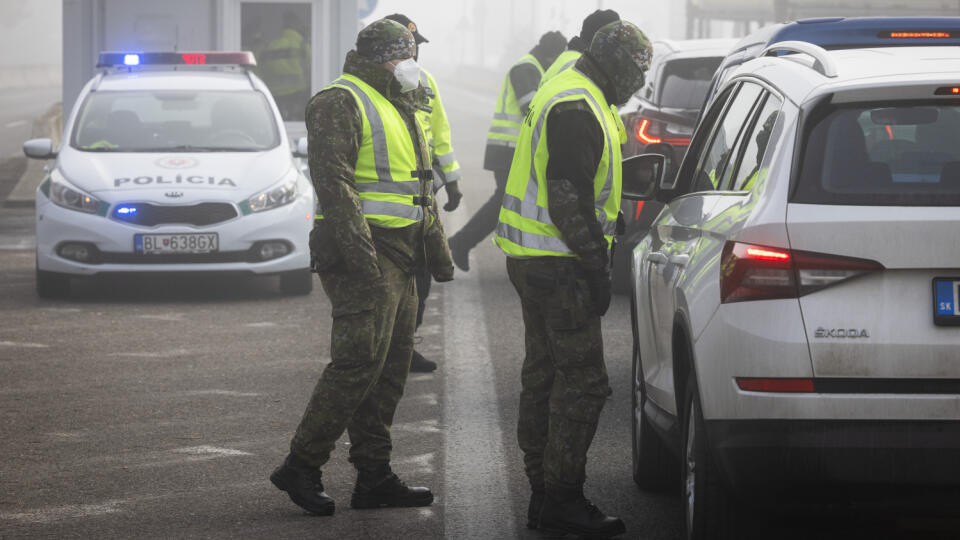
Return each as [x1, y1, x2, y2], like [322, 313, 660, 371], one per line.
[393, 419, 441, 434]
[442, 213, 516, 537]
[0, 501, 124, 524]
[4, 119, 28, 128]
[172, 445, 251, 457]
[184, 389, 260, 397]
[0, 340, 49, 348]
[108, 349, 192, 359]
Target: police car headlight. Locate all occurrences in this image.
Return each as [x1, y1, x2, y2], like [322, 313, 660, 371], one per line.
[244, 173, 299, 213]
[48, 170, 101, 214]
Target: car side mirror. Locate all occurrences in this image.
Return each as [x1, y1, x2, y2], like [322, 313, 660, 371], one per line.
[621, 153, 664, 201]
[23, 138, 56, 160]
[293, 136, 308, 158]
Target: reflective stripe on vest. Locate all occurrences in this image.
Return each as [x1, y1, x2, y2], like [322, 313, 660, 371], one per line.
[415, 69, 462, 190]
[486, 54, 543, 148]
[540, 50, 582, 87]
[323, 74, 424, 227]
[495, 68, 622, 258]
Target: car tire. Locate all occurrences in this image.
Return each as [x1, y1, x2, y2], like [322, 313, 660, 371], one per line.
[681, 372, 738, 540]
[279, 268, 313, 296]
[36, 269, 70, 299]
[631, 331, 677, 491]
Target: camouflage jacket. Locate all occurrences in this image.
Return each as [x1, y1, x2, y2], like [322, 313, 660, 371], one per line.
[305, 50, 437, 279]
[543, 53, 619, 274]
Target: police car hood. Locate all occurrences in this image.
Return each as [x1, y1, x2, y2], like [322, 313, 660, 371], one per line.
[59, 147, 294, 201]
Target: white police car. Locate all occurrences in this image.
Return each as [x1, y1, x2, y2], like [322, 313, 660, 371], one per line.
[24, 52, 314, 298]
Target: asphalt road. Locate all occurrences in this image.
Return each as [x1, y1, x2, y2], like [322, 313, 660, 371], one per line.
[2, 74, 959, 540]
[0, 86, 60, 159]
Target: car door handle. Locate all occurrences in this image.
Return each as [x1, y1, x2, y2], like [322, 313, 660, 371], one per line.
[647, 252, 668, 265]
[670, 254, 690, 267]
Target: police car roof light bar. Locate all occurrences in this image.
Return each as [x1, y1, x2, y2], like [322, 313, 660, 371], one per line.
[96, 51, 257, 68]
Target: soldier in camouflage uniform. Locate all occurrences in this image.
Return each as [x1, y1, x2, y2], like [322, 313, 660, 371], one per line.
[494, 21, 653, 537]
[270, 19, 453, 516]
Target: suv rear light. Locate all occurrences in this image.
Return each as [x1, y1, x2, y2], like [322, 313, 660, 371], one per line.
[720, 241, 884, 303]
[633, 117, 691, 146]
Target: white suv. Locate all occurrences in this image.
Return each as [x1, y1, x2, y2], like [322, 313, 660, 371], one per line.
[624, 42, 960, 538]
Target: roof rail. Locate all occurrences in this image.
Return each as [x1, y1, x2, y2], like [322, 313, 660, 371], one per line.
[762, 40, 838, 78]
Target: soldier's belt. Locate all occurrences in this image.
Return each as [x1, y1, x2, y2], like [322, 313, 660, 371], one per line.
[412, 195, 433, 206]
[411, 169, 434, 181]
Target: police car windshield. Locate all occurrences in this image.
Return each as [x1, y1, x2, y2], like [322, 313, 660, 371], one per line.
[71, 90, 280, 152]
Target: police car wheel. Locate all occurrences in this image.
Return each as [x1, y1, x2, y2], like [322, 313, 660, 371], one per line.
[279, 268, 313, 296]
[36, 269, 71, 299]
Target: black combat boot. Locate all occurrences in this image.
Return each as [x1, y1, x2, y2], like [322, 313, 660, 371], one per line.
[539, 489, 625, 538]
[350, 463, 434, 509]
[270, 452, 335, 516]
[527, 488, 545, 530]
[409, 349, 438, 373]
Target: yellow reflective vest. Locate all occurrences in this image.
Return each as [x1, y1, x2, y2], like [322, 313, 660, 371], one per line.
[321, 74, 426, 228]
[486, 54, 544, 150]
[260, 28, 310, 97]
[539, 50, 581, 87]
[416, 68, 461, 191]
[495, 67, 623, 258]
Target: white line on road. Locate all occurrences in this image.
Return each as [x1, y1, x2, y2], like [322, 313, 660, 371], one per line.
[184, 389, 261, 398]
[4, 119, 28, 129]
[0, 340, 49, 348]
[172, 445, 252, 457]
[0, 501, 124, 524]
[442, 245, 516, 537]
[108, 349, 192, 359]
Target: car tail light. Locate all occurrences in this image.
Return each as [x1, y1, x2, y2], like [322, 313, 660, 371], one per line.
[633, 117, 691, 147]
[636, 119, 662, 144]
[720, 241, 884, 303]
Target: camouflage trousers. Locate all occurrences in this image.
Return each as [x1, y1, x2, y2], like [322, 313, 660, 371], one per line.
[290, 252, 417, 468]
[506, 256, 610, 493]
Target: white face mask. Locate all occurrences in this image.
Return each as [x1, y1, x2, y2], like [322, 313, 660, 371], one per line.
[393, 58, 420, 93]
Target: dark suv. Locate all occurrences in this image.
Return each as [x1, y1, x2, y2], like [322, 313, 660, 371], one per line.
[614, 39, 735, 292]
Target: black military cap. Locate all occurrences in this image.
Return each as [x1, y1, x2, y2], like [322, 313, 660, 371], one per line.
[580, 9, 620, 45]
[384, 13, 429, 44]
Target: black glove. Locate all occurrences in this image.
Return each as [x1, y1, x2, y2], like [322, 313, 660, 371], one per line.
[443, 181, 463, 212]
[585, 266, 612, 317]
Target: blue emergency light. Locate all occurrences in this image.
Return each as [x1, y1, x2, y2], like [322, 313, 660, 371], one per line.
[97, 51, 256, 68]
[116, 206, 137, 215]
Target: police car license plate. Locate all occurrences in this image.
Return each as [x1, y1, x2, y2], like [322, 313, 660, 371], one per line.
[933, 278, 960, 326]
[135, 233, 219, 254]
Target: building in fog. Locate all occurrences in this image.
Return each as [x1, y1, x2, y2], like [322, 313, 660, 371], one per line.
[61, 0, 359, 124]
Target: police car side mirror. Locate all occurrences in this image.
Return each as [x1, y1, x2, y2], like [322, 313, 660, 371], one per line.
[293, 137, 308, 158]
[621, 153, 664, 201]
[23, 138, 56, 160]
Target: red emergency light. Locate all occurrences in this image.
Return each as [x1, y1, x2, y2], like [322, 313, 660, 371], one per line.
[97, 51, 256, 68]
[879, 31, 952, 39]
[934, 86, 960, 95]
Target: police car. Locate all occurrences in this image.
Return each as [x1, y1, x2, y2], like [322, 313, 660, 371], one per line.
[23, 52, 315, 298]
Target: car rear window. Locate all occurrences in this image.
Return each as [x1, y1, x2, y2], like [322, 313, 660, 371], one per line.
[71, 90, 280, 152]
[658, 57, 723, 110]
[794, 101, 960, 205]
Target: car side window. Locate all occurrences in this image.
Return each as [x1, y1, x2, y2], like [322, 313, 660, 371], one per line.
[691, 82, 764, 192]
[728, 93, 783, 192]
